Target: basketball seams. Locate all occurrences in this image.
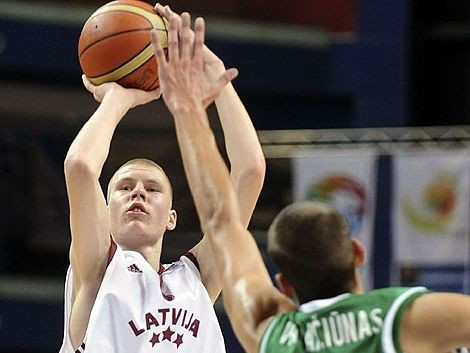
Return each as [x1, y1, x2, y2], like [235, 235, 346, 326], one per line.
[145, 73, 160, 91]
[85, 24, 168, 84]
[79, 28, 167, 58]
[86, 10, 153, 30]
[120, 54, 157, 91]
[79, 28, 149, 58]
[161, 15, 169, 36]
[87, 43, 154, 84]
[86, 4, 165, 31]
[80, 8, 166, 52]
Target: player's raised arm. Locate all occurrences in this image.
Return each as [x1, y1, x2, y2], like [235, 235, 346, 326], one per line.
[205, 47, 265, 225]
[65, 79, 160, 283]
[151, 13, 295, 353]
[154, 3, 266, 303]
[155, 4, 265, 226]
[191, 39, 266, 302]
[64, 78, 159, 346]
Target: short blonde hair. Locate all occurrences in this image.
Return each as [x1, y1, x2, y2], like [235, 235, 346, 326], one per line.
[106, 158, 173, 203]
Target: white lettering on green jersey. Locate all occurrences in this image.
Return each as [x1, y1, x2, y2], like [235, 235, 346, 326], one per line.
[259, 287, 429, 353]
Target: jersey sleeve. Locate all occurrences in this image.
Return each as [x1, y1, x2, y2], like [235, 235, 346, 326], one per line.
[58, 265, 75, 353]
[381, 286, 431, 353]
[259, 315, 283, 353]
[182, 252, 200, 273]
[258, 313, 302, 353]
[179, 253, 202, 281]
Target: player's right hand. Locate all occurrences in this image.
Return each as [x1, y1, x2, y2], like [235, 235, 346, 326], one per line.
[154, 3, 227, 84]
[82, 75, 161, 108]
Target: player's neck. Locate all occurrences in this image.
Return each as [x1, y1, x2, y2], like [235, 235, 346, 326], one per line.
[138, 243, 163, 271]
[119, 238, 164, 271]
[352, 270, 365, 294]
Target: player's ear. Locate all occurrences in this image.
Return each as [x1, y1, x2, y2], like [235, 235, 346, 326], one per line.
[166, 209, 177, 230]
[352, 239, 365, 267]
[275, 273, 298, 303]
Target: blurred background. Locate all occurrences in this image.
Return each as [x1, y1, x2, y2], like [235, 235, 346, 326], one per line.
[0, 0, 469, 352]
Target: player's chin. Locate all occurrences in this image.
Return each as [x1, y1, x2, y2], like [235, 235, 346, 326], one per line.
[121, 218, 148, 235]
[122, 224, 153, 238]
[127, 219, 151, 232]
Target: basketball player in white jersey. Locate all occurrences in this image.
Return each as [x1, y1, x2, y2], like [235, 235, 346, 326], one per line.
[152, 10, 470, 353]
[59, 7, 264, 352]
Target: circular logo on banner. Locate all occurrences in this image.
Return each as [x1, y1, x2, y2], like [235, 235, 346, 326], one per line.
[306, 174, 367, 234]
[402, 174, 456, 233]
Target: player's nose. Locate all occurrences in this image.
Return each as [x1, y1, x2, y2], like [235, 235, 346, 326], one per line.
[131, 184, 146, 200]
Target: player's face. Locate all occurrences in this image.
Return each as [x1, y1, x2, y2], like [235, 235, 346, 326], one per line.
[108, 165, 175, 249]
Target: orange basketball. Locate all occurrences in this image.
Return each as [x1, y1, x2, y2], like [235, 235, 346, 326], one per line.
[78, 0, 168, 91]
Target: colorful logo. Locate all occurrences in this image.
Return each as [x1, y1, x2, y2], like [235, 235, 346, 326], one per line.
[402, 173, 457, 233]
[306, 174, 367, 234]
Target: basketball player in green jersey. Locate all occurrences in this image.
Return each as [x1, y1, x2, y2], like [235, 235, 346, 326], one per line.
[151, 9, 470, 353]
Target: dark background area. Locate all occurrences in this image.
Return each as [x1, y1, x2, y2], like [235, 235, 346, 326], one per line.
[410, 1, 470, 126]
[0, 0, 469, 351]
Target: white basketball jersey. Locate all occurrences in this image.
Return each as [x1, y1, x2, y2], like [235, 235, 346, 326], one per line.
[59, 245, 226, 353]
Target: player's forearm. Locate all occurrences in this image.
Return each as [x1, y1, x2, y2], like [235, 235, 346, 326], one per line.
[215, 84, 264, 170]
[173, 106, 268, 288]
[205, 60, 264, 178]
[173, 107, 239, 233]
[214, 84, 266, 225]
[65, 93, 129, 178]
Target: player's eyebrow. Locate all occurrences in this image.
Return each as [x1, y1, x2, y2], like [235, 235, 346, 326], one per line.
[116, 177, 163, 186]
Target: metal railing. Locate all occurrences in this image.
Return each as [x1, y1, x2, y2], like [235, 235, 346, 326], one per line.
[259, 125, 470, 157]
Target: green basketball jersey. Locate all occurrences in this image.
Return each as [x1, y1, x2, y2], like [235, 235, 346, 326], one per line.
[259, 287, 430, 353]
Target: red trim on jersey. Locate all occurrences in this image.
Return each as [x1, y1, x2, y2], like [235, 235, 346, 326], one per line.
[184, 252, 200, 271]
[107, 239, 117, 267]
[158, 264, 165, 275]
